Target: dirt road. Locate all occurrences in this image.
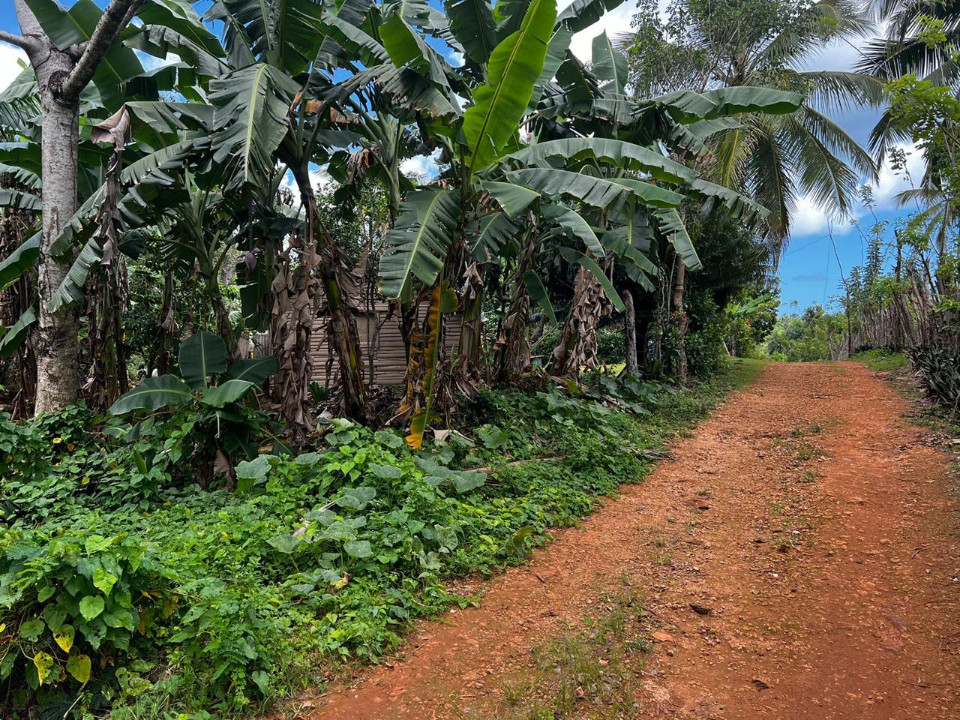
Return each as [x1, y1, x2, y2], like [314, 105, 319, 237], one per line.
[303, 362, 960, 719]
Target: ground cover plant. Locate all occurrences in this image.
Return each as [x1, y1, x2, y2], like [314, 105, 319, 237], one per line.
[0, 359, 761, 718]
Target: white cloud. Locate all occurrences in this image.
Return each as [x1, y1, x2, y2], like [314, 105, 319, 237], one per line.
[790, 194, 858, 238]
[566, 0, 641, 61]
[400, 149, 442, 181]
[870, 141, 925, 209]
[0, 42, 28, 93]
[448, 49, 464, 68]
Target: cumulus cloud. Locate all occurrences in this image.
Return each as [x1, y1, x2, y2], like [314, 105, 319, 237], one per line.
[0, 42, 28, 93]
[789, 194, 859, 238]
[400, 149, 442, 182]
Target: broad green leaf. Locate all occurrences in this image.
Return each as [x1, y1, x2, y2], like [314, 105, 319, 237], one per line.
[450, 470, 486, 493]
[20, 618, 44, 642]
[522, 270, 557, 325]
[0, 234, 40, 292]
[369, 463, 403, 479]
[507, 138, 695, 185]
[645, 87, 803, 123]
[381, 189, 461, 299]
[0, 306, 36, 359]
[79, 596, 105, 622]
[480, 181, 540, 216]
[92, 568, 118, 596]
[199, 380, 255, 408]
[462, 0, 556, 171]
[344, 539, 374, 558]
[66, 653, 92, 684]
[109, 375, 193, 415]
[0, 188, 40, 213]
[590, 31, 627, 94]
[556, 0, 624, 32]
[434, 524, 459, 549]
[654, 209, 702, 270]
[266, 534, 301, 554]
[337, 487, 377, 511]
[506, 168, 632, 210]
[543, 205, 604, 256]
[210, 64, 298, 187]
[178, 331, 228, 388]
[609, 178, 685, 208]
[225, 356, 280, 385]
[444, 0, 496, 65]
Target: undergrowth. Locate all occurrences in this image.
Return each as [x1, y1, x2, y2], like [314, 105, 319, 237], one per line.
[0, 359, 761, 719]
[851, 349, 910, 372]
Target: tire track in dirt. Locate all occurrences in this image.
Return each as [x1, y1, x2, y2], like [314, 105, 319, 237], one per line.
[299, 362, 960, 719]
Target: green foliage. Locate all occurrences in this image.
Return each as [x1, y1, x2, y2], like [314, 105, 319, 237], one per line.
[852, 349, 909, 372]
[0, 364, 755, 718]
[765, 305, 846, 362]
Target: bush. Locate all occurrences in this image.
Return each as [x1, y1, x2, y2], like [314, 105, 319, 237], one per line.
[0, 365, 754, 718]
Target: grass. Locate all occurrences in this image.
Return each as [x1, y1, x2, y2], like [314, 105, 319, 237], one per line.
[493, 577, 651, 720]
[851, 348, 910, 372]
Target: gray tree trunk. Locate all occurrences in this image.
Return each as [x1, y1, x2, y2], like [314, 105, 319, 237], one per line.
[623, 289, 639, 376]
[34, 64, 81, 413]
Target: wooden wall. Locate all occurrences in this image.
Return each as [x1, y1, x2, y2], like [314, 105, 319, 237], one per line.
[311, 303, 463, 387]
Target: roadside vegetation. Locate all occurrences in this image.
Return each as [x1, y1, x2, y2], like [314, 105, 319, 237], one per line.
[0, 0, 957, 718]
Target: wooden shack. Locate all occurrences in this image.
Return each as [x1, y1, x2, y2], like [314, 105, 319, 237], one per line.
[310, 302, 463, 387]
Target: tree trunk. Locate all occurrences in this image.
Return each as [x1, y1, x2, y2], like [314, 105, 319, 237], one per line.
[671, 261, 688, 383]
[35, 92, 81, 414]
[623, 288, 639, 376]
[550, 264, 606, 379]
[496, 231, 538, 382]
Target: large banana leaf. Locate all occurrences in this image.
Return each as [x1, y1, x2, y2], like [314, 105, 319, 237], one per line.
[530, 28, 572, 107]
[226, 356, 281, 385]
[0, 234, 40, 292]
[210, 64, 298, 186]
[556, 0, 624, 33]
[590, 31, 627, 94]
[109, 375, 194, 415]
[654, 209, 702, 271]
[505, 168, 632, 210]
[136, 0, 225, 57]
[0, 306, 36, 358]
[318, 13, 391, 66]
[506, 137, 695, 184]
[0, 189, 41, 213]
[522, 270, 556, 324]
[381, 189, 462, 300]
[179, 331, 229, 389]
[444, 0, 497, 66]
[469, 213, 520, 260]
[480, 180, 539, 216]
[644, 87, 803, 123]
[462, 0, 556, 172]
[542, 205, 603, 256]
[609, 178, 684, 208]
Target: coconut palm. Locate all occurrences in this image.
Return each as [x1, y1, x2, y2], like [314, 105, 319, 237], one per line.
[621, 0, 884, 245]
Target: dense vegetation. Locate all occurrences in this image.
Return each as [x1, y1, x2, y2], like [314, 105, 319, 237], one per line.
[0, 0, 957, 717]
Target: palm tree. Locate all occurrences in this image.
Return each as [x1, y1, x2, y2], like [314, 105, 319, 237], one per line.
[621, 0, 883, 244]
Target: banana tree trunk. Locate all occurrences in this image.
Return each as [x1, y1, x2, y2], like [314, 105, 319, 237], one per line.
[671, 260, 688, 383]
[496, 231, 538, 382]
[456, 261, 485, 374]
[550, 263, 606, 379]
[292, 169, 366, 423]
[623, 288, 639, 376]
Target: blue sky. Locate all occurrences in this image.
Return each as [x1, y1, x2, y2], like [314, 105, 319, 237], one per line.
[0, 2, 921, 313]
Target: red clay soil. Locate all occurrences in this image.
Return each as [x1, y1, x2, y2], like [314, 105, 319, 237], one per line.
[299, 362, 960, 719]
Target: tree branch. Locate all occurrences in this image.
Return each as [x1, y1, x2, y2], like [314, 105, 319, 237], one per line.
[60, 0, 145, 100]
[12, 0, 45, 57]
[0, 29, 37, 53]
